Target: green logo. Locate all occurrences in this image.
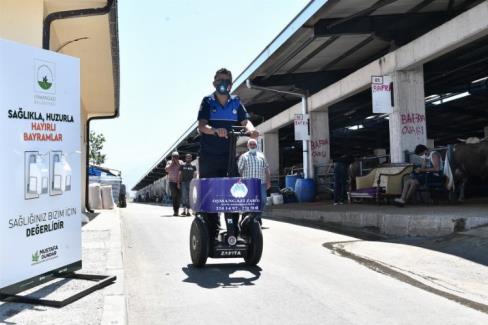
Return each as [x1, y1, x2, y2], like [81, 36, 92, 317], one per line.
[37, 65, 53, 90]
[32, 251, 40, 263]
[38, 75, 52, 90]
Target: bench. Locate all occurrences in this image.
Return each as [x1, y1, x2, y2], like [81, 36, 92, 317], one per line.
[349, 164, 414, 204]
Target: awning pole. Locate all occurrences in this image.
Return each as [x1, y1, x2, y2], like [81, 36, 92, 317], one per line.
[301, 96, 311, 179]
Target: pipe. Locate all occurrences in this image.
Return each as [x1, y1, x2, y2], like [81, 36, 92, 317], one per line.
[43, 0, 119, 213]
[43, 0, 115, 49]
[246, 79, 313, 179]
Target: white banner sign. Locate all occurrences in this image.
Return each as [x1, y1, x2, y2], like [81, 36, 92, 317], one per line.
[371, 75, 393, 114]
[0, 39, 81, 293]
[294, 113, 310, 141]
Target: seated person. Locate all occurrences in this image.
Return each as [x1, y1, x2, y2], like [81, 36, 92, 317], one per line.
[393, 144, 442, 207]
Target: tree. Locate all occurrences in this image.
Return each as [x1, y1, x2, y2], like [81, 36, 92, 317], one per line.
[89, 131, 106, 165]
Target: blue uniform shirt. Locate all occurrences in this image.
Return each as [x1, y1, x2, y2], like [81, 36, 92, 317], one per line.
[197, 93, 248, 157]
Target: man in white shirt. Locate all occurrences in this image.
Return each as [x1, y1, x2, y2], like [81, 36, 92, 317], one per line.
[238, 139, 271, 223]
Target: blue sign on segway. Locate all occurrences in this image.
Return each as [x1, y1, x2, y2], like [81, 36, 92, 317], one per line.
[190, 178, 262, 213]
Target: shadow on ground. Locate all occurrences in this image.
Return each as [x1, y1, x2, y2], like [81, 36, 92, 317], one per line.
[394, 229, 488, 266]
[181, 263, 262, 289]
[270, 215, 488, 267]
[81, 212, 100, 227]
[0, 279, 71, 323]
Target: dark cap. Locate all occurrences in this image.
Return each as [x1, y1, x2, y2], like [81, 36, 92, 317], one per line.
[414, 144, 428, 155]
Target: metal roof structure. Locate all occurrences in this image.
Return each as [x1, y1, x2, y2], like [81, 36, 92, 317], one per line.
[132, 0, 486, 191]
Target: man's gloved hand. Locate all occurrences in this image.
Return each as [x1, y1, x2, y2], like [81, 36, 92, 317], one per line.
[215, 128, 228, 138]
[249, 129, 260, 138]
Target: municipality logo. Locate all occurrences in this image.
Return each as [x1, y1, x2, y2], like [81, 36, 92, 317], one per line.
[230, 180, 248, 198]
[32, 251, 40, 263]
[31, 245, 58, 265]
[34, 60, 56, 94]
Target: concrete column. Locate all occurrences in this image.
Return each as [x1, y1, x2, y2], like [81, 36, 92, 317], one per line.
[263, 132, 279, 177]
[389, 67, 427, 162]
[309, 111, 330, 176]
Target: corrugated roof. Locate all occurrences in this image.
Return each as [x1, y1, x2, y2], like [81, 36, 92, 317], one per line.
[133, 0, 483, 191]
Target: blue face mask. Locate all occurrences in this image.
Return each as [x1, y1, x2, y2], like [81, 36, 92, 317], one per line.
[215, 79, 232, 96]
[249, 148, 257, 154]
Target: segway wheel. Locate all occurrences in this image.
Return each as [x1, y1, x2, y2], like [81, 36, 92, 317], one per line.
[190, 216, 209, 267]
[244, 219, 263, 266]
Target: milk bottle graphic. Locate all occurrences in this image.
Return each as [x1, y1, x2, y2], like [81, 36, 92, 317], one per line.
[52, 153, 72, 194]
[26, 152, 49, 198]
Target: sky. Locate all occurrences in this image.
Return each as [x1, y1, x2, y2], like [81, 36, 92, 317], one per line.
[92, 0, 310, 193]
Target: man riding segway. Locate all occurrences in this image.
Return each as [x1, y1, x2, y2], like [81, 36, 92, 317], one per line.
[189, 68, 263, 267]
[197, 68, 259, 240]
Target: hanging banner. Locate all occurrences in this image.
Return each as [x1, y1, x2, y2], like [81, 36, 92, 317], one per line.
[294, 113, 310, 141]
[371, 75, 393, 113]
[0, 39, 81, 294]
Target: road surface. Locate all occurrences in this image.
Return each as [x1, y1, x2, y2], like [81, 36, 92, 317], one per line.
[121, 203, 488, 325]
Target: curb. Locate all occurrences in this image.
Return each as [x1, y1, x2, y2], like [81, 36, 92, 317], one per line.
[324, 240, 488, 314]
[263, 208, 488, 236]
[101, 208, 127, 325]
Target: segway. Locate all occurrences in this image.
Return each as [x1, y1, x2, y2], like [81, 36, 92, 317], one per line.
[189, 127, 263, 267]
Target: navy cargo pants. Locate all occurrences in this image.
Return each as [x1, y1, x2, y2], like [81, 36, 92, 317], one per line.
[198, 154, 239, 239]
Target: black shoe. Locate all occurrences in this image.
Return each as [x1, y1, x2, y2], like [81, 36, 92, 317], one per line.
[392, 199, 405, 207]
[173, 212, 178, 216]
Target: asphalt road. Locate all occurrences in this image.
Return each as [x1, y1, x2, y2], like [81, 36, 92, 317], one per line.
[121, 203, 488, 325]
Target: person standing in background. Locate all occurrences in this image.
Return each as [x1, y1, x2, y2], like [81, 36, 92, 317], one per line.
[178, 154, 197, 216]
[165, 151, 183, 216]
[334, 154, 353, 205]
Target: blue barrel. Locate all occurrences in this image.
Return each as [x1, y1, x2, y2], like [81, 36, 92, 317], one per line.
[295, 178, 316, 202]
[285, 175, 301, 189]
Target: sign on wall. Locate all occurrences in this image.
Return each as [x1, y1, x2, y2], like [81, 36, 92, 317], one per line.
[294, 113, 310, 141]
[371, 75, 393, 114]
[0, 39, 81, 294]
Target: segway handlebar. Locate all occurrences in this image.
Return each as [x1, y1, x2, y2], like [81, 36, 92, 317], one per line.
[213, 126, 250, 137]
